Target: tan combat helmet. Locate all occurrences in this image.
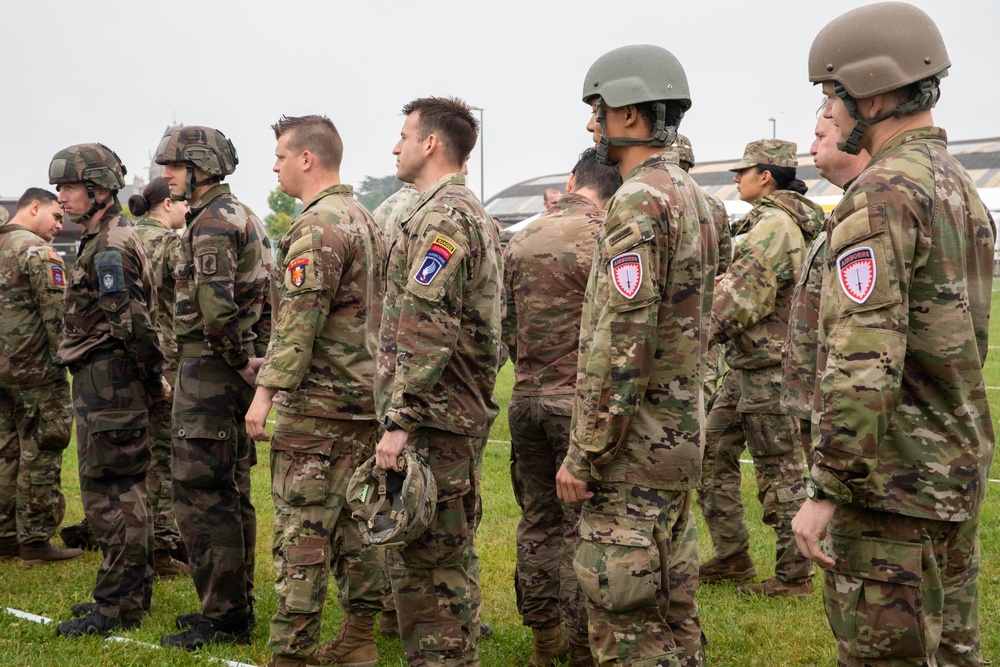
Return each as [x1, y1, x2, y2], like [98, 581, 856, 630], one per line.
[48, 143, 127, 221]
[154, 126, 239, 201]
[347, 448, 437, 549]
[672, 134, 695, 171]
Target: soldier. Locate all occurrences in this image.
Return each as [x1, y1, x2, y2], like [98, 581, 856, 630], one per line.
[244, 114, 388, 667]
[374, 96, 501, 667]
[127, 177, 189, 579]
[49, 144, 165, 638]
[793, 4, 995, 665]
[0, 188, 80, 567]
[699, 140, 823, 598]
[556, 45, 715, 666]
[542, 188, 561, 211]
[504, 147, 621, 667]
[155, 126, 271, 650]
[372, 182, 418, 247]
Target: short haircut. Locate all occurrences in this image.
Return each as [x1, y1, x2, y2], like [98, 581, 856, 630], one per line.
[632, 100, 686, 135]
[571, 147, 623, 202]
[271, 114, 344, 171]
[16, 187, 57, 211]
[401, 97, 479, 167]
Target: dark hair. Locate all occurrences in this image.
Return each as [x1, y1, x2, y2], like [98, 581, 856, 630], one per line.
[16, 187, 57, 211]
[571, 147, 623, 202]
[271, 114, 344, 171]
[755, 165, 808, 195]
[401, 97, 479, 167]
[128, 177, 171, 217]
[633, 100, 686, 135]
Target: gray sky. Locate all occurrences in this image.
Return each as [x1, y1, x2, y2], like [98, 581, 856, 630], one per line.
[4, 0, 997, 218]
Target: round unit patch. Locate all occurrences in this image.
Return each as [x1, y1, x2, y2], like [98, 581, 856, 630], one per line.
[837, 246, 875, 304]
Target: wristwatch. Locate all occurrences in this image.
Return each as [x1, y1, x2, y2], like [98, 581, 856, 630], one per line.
[383, 416, 403, 432]
[805, 477, 828, 502]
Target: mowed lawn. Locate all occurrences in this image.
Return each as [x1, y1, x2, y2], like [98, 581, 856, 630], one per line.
[1, 292, 999, 666]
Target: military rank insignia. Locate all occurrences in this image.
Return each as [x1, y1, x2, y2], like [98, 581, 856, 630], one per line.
[99, 264, 120, 293]
[837, 246, 875, 304]
[51, 265, 65, 287]
[288, 257, 309, 287]
[610, 252, 642, 299]
[414, 235, 457, 286]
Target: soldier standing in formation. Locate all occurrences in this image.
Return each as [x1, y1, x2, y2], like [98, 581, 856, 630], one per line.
[375, 96, 502, 667]
[557, 45, 715, 666]
[50, 144, 165, 638]
[504, 147, 620, 667]
[794, 3, 995, 664]
[0, 188, 80, 567]
[156, 126, 271, 650]
[246, 114, 388, 667]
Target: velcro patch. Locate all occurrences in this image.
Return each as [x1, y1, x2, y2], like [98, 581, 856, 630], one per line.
[413, 235, 456, 286]
[51, 264, 65, 287]
[610, 252, 642, 299]
[99, 264, 120, 293]
[837, 246, 876, 304]
[289, 257, 308, 288]
[48, 248, 62, 263]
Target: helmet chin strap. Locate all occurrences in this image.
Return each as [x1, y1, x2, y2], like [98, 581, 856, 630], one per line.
[72, 181, 113, 223]
[174, 163, 223, 202]
[595, 101, 679, 166]
[834, 77, 941, 155]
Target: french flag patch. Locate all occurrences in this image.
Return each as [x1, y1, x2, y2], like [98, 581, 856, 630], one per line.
[414, 235, 456, 285]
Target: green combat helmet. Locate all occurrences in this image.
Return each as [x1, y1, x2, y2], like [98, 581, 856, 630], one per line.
[48, 143, 127, 222]
[153, 125, 239, 201]
[808, 1, 949, 154]
[582, 44, 691, 165]
[347, 448, 437, 549]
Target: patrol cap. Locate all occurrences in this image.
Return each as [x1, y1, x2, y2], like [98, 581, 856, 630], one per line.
[672, 134, 695, 168]
[48, 143, 127, 191]
[730, 139, 798, 172]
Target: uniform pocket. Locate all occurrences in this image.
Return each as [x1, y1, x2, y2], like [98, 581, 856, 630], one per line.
[281, 540, 327, 614]
[574, 509, 659, 613]
[172, 412, 235, 488]
[271, 449, 331, 507]
[84, 409, 150, 479]
[743, 412, 796, 458]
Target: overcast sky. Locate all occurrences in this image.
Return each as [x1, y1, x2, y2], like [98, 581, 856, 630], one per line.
[4, 0, 997, 218]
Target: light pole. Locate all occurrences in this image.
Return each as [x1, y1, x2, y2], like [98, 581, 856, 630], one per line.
[768, 117, 776, 139]
[470, 106, 485, 203]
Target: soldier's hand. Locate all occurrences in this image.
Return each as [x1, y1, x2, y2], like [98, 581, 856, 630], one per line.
[237, 363, 258, 388]
[556, 464, 593, 505]
[246, 386, 277, 442]
[376, 429, 408, 471]
[792, 498, 836, 569]
[160, 376, 172, 401]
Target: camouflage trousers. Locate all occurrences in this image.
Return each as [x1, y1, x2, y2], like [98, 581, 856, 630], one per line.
[508, 394, 587, 653]
[0, 379, 72, 545]
[575, 484, 703, 667]
[268, 412, 387, 658]
[172, 356, 256, 626]
[823, 506, 982, 666]
[72, 354, 154, 621]
[147, 388, 182, 555]
[390, 427, 483, 667]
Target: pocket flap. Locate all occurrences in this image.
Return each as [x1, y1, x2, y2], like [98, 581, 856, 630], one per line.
[433, 456, 472, 502]
[829, 530, 923, 586]
[577, 511, 652, 548]
[87, 409, 148, 433]
[174, 412, 232, 441]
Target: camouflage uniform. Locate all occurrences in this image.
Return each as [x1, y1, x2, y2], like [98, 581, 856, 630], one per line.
[708, 186, 823, 586]
[701, 192, 732, 404]
[257, 184, 388, 659]
[502, 192, 600, 655]
[372, 183, 418, 247]
[811, 127, 994, 666]
[171, 183, 270, 628]
[132, 216, 183, 558]
[58, 206, 164, 622]
[564, 151, 715, 667]
[376, 172, 501, 667]
[0, 224, 72, 548]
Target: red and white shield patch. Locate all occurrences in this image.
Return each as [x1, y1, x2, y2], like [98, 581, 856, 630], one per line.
[837, 246, 876, 304]
[610, 252, 642, 299]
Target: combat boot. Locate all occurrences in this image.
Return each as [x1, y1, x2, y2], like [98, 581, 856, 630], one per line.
[56, 608, 141, 638]
[313, 613, 378, 667]
[379, 608, 399, 637]
[736, 576, 813, 598]
[19, 541, 84, 568]
[529, 625, 569, 666]
[568, 644, 597, 667]
[161, 616, 251, 650]
[698, 550, 756, 583]
[153, 550, 188, 580]
[59, 520, 98, 551]
[0, 536, 19, 560]
[266, 655, 310, 667]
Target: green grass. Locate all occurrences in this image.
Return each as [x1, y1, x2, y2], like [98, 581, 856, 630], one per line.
[1, 292, 999, 666]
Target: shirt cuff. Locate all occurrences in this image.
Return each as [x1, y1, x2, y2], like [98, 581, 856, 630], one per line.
[810, 466, 854, 506]
[563, 446, 599, 483]
[387, 406, 422, 433]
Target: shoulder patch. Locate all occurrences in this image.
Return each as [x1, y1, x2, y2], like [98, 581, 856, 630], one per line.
[47, 247, 63, 263]
[51, 264, 65, 287]
[289, 256, 309, 288]
[610, 251, 643, 299]
[837, 246, 876, 304]
[413, 235, 456, 286]
[199, 250, 218, 276]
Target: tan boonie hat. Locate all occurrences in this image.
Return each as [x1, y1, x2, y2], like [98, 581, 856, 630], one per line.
[730, 139, 798, 172]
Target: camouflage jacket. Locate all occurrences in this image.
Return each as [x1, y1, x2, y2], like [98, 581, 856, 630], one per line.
[705, 191, 733, 275]
[781, 231, 826, 421]
[132, 216, 180, 378]
[174, 184, 271, 370]
[0, 223, 66, 388]
[812, 127, 995, 521]
[373, 184, 418, 249]
[57, 207, 164, 381]
[257, 184, 383, 420]
[376, 172, 501, 437]
[712, 190, 823, 375]
[502, 193, 601, 403]
[565, 151, 716, 490]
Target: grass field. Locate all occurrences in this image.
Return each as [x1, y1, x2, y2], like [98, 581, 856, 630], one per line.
[1, 293, 999, 666]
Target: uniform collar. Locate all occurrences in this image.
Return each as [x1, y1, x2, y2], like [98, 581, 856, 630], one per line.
[404, 172, 465, 226]
[302, 184, 354, 214]
[186, 183, 233, 222]
[624, 150, 680, 182]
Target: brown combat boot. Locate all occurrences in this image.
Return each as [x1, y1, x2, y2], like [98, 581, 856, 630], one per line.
[378, 608, 399, 637]
[736, 576, 813, 598]
[313, 613, 378, 667]
[529, 625, 569, 667]
[0, 536, 19, 560]
[19, 541, 84, 568]
[568, 644, 597, 667]
[59, 520, 98, 551]
[698, 550, 757, 583]
[266, 655, 310, 667]
[154, 550, 189, 580]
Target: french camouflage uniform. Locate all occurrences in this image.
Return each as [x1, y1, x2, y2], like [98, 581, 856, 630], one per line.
[707, 183, 823, 586]
[171, 183, 271, 629]
[257, 184, 388, 660]
[0, 224, 72, 548]
[58, 206, 164, 622]
[811, 127, 995, 666]
[132, 216, 183, 558]
[376, 172, 502, 667]
[564, 151, 716, 667]
[502, 192, 600, 655]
